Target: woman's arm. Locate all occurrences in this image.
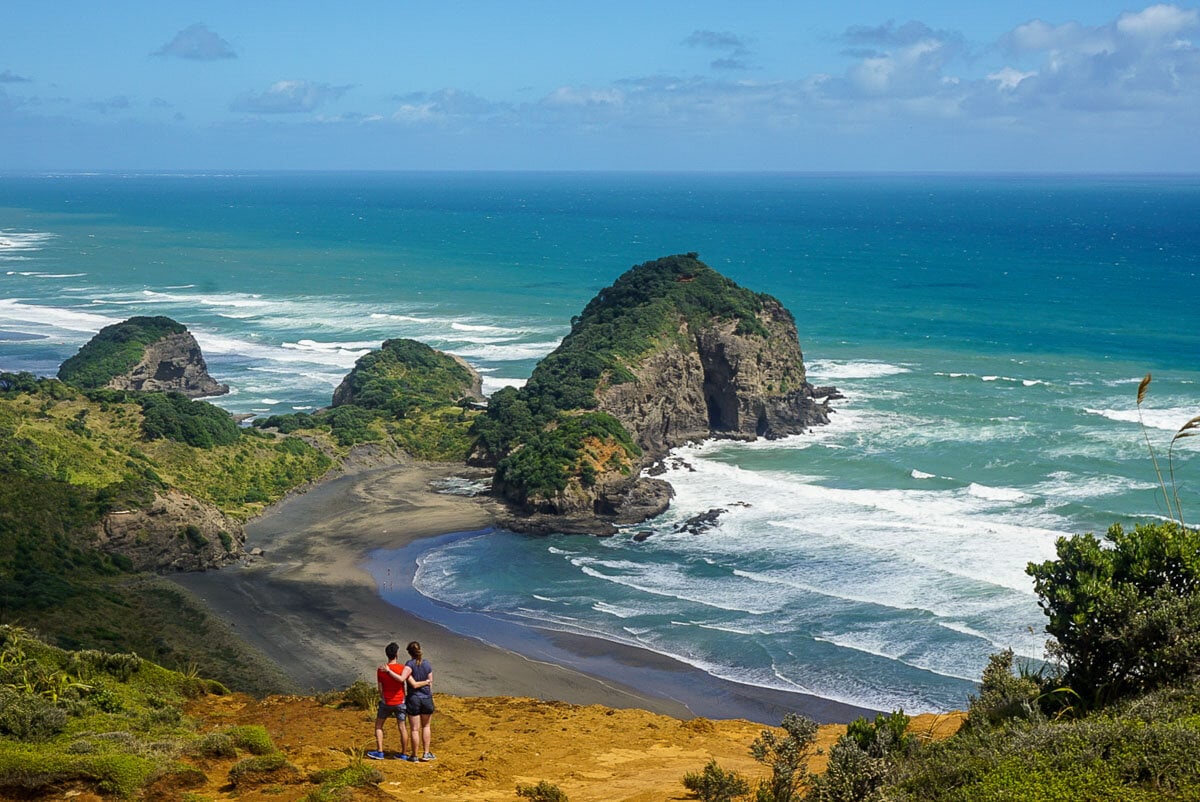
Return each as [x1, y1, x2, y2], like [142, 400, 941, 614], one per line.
[382, 664, 411, 683]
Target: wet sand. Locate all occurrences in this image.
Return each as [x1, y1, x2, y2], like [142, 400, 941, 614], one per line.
[171, 461, 873, 724]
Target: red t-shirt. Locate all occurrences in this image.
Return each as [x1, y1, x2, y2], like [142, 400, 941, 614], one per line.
[377, 662, 407, 706]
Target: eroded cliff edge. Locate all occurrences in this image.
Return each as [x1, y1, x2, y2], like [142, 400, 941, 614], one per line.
[470, 253, 837, 533]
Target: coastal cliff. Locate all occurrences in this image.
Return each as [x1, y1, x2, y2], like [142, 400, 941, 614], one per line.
[58, 315, 228, 397]
[471, 253, 836, 533]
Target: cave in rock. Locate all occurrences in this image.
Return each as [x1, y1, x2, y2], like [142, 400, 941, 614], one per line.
[701, 349, 738, 431]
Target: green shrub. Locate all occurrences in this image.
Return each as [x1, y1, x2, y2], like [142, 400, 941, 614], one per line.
[805, 740, 889, 802]
[1026, 521, 1200, 709]
[750, 713, 818, 802]
[682, 758, 750, 801]
[227, 752, 297, 787]
[226, 724, 275, 755]
[844, 710, 915, 757]
[0, 686, 67, 740]
[968, 650, 1043, 728]
[516, 780, 570, 801]
[139, 392, 239, 448]
[193, 731, 236, 759]
[341, 680, 378, 711]
[306, 758, 383, 801]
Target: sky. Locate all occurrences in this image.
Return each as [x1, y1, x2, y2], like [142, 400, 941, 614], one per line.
[2, 1, 1199, 172]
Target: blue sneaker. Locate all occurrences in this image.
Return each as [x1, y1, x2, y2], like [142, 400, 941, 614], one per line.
[366, 750, 385, 760]
[394, 753, 413, 761]
[420, 752, 435, 762]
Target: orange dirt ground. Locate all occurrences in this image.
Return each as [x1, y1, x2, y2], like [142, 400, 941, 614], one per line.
[52, 693, 964, 802]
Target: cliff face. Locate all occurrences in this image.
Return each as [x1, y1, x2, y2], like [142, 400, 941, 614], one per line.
[597, 297, 830, 456]
[104, 331, 229, 398]
[95, 489, 245, 572]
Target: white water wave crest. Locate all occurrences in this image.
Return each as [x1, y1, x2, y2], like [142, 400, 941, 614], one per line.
[0, 231, 56, 252]
[806, 359, 911, 380]
[1085, 406, 1197, 433]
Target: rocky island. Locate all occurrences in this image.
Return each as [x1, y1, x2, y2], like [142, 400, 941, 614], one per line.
[470, 253, 836, 533]
[57, 315, 228, 397]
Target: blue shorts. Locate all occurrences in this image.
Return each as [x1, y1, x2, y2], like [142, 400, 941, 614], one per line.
[406, 695, 435, 717]
[375, 702, 406, 721]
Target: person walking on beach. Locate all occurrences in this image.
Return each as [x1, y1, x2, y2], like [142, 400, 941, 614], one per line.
[404, 640, 436, 762]
[368, 641, 412, 760]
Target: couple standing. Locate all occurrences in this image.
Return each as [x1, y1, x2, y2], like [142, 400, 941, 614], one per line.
[368, 640, 435, 761]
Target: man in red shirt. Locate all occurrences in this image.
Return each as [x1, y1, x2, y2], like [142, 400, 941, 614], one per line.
[367, 641, 413, 759]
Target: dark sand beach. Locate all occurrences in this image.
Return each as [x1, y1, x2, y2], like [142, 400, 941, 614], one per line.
[172, 460, 874, 725]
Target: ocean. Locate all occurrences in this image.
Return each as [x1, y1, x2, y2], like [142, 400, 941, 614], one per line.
[3, 171, 1198, 714]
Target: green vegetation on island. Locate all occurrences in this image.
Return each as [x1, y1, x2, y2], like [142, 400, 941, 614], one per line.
[255, 337, 482, 461]
[473, 253, 781, 504]
[56, 316, 186, 390]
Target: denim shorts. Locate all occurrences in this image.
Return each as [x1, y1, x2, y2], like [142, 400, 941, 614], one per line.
[376, 702, 407, 721]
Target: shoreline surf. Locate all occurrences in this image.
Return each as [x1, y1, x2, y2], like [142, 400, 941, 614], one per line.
[172, 459, 876, 725]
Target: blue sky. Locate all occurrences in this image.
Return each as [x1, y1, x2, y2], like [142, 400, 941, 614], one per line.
[2, 2, 1198, 171]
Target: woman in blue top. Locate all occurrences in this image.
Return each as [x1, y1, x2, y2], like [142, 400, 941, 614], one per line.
[404, 640, 435, 761]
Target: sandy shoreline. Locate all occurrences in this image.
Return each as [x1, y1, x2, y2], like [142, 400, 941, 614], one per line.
[172, 460, 874, 725]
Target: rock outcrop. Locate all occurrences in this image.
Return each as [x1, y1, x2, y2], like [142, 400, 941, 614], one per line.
[473, 253, 836, 534]
[596, 297, 831, 456]
[58, 316, 228, 397]
[95, 489, 244, 572]
[104, 331, 229, 397]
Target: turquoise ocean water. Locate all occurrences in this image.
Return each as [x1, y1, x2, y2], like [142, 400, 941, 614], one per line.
[3, 172, 1198, 713]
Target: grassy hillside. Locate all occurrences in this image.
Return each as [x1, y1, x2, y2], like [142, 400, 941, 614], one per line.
[0, 373, 333, 686]
[0, 624, 386, 800]
[256, 338, 482, 461]
[57, 316, 186, 390]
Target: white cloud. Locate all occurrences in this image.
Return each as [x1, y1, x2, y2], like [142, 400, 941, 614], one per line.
[1117, 4, 1200, 39]
[542, 86, 624, 107]
[988, 67, 1036, 90]
[230, 80, 352, 114]
[153, 23, 237, 61]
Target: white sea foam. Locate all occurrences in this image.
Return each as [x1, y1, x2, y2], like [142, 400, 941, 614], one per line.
[658, 450, 1063, 599]
[0, 231, 56, 252]
[447, 341, 561, 361]
[911, 469, 935, 479]
[1085, 406, 1195, 432]
[591, 601, 645, 619]
[813, 633, 980, 682]
[966, 483, 1030, 503]
[282, 338, 377, 353]
[575, 563, 779, 615]
[806, 359, 911, 380]
[481, 376, 527, 395]
[0, 299, 119, 337]
[1032, 471, 1156, 502]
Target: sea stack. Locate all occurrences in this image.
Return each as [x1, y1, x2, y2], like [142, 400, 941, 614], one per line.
[58, 315, 229, 398]
[471, 253, 836, 533]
